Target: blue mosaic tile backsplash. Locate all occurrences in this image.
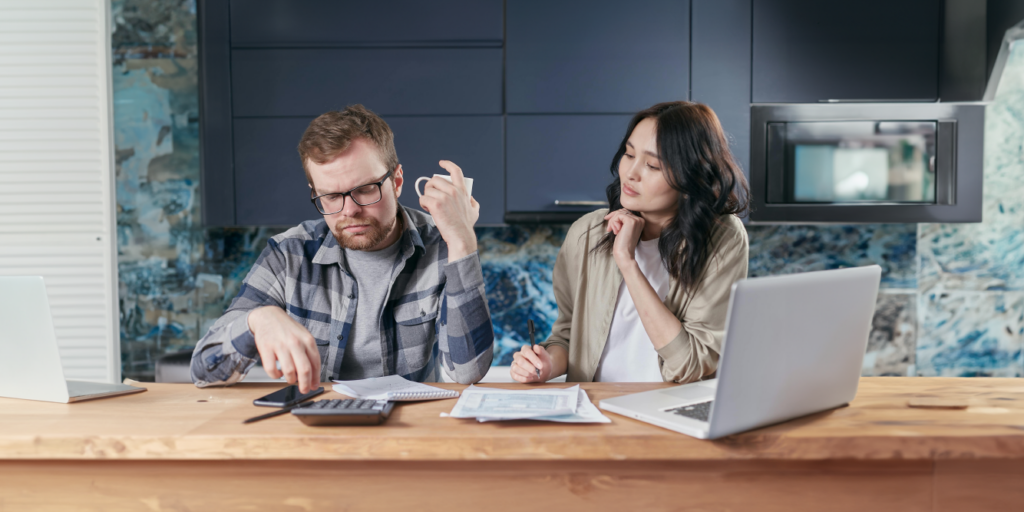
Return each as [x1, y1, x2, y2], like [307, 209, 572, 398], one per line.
[112, 0, 1024, 380]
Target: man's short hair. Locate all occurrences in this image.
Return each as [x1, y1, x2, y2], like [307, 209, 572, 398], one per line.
[297, 104, 399, 188]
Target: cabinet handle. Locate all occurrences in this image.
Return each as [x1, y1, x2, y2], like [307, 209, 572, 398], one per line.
[553, 200, 608, 206]
[819, 98, 936, 103]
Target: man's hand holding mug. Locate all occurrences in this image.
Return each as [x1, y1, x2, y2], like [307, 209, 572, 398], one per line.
[416, 160, 479, 261]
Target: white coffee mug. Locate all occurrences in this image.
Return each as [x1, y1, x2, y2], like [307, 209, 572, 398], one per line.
[415, 174, 474, 198]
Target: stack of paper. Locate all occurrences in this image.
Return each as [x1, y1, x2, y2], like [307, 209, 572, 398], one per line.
[446, 385, 611, 423]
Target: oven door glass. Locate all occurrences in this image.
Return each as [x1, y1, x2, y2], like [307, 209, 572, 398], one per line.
[767, 121, 937, 204]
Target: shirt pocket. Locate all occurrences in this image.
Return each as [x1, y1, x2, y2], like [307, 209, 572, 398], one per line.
[393, 292, 441, 326]
[392, 292, 442, 372]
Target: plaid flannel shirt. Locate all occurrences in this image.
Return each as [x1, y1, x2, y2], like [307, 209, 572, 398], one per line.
[190, 206, 494, 387]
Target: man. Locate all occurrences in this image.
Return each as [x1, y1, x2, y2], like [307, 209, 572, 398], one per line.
[191, 104, 494, 391]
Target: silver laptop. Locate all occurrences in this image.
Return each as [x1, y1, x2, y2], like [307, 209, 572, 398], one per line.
[0, 276, 145, 403]
[599, 265, 881, 439]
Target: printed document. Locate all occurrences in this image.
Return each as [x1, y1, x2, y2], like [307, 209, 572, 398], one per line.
[478, 388, 610, 423]
[447, 385, 610, 423]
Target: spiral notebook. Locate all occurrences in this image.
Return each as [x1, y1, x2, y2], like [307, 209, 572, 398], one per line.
[332, 375, 459, 401]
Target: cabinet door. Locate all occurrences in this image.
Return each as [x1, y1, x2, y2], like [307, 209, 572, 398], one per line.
[691, 0, 752, 180]
[233, 118, 317, 226]
[506, 0, 690, 114]
[506, 115, 632, 213]
[387, 117, 504, 226]
[229, 0, 502, 46]
[752, 0, 940, 103]
[231, 48, 502, 117]
[199, 0, 234, 226]
[233, 117, 504, 226]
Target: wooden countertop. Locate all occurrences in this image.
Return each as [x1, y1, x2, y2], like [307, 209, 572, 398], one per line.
[1, 377, 1023, 461]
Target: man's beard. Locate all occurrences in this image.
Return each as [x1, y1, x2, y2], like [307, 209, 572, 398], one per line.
[331, 211, 399, 251]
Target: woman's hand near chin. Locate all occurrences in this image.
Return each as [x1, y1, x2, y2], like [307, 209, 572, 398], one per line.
[605, 209, 645, 272]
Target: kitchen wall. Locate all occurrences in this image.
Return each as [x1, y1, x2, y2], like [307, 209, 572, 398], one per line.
[112, 0, 1022, 380]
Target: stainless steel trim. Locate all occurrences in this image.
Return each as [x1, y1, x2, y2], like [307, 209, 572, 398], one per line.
[935, 121, 957, 205]
[505, 211, 596, 224]
[765, 123, 786, 203]
[820, 99, 937, 103]
[984, 20, 1024, 102]
[553, 200, 607, 206]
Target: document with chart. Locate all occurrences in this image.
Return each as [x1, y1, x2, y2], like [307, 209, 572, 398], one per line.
[447, 385, 610, 423]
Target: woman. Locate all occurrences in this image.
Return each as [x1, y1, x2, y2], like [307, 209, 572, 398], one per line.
[511, 101, 749, 383]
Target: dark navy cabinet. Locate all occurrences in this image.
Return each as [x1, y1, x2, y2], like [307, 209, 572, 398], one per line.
[200, 0, 505, 226]
[385, 117, 504, 227]
[201, 0, 963, 226]
[691, 0, 752, 182]
[503, 0, 689, 221]
[231, 48, 502, 117]
[232, 117, 313, 226]
[505, 115, 631, 218]
[752, 0, 941, 103]
[505, 0, 690, 114]
[229, 0, 503, 45]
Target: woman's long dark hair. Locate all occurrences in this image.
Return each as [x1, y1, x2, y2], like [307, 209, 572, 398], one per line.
[594, 101, 749, 291]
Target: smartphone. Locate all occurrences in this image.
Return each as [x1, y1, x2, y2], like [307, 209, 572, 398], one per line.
[253, 385, 325, 407]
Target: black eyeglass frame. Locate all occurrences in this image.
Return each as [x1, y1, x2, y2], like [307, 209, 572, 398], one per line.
[310, 170, 393, 215]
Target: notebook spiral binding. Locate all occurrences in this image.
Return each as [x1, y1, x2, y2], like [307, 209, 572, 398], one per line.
[388, 389, 459, 401]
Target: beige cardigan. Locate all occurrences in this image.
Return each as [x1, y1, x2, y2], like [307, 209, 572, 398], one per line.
[540, 209, 749, 383]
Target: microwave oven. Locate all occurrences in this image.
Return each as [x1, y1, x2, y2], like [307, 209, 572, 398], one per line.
[749, 103, 984, 223]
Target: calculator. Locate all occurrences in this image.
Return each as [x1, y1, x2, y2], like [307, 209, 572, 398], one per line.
[291, 398, 395, 426]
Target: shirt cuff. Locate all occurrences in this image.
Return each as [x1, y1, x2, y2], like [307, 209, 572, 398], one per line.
[539, 339, 569, 354]
[655, 329, 689, 374]
[230, 310, 259, 359]
[444, 251, 484, 295]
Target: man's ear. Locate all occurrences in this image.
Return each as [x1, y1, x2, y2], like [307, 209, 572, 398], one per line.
[393, 164, 404, 199]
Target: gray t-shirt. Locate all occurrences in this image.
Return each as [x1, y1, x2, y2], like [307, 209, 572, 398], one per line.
[338, 240, 402, 379]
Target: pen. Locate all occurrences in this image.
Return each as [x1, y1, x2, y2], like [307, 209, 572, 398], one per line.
[527, 319, 540, 378]
[242, 400, 315, 424]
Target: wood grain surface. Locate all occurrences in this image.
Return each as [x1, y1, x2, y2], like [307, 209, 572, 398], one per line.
[0, 460, 938, 512]
[0, 378, 1022, 461]
[2, 378, 1023, 511]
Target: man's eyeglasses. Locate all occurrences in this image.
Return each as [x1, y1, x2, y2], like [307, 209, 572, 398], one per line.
[311, 170, 392, 215]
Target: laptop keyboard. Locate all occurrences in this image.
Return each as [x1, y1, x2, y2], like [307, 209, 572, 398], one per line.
[667, 400, 713, 422]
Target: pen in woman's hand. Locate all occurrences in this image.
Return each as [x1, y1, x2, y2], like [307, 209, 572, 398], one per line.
[527, 319, 540, 378]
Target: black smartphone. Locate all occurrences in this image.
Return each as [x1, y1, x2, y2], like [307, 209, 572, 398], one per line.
[253, 385, 324, 407]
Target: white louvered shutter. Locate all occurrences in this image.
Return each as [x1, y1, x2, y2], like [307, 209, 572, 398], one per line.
[0, 0, 120, 383]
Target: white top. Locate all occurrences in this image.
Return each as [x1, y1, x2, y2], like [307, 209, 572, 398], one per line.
[593, 237, 672, 382]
